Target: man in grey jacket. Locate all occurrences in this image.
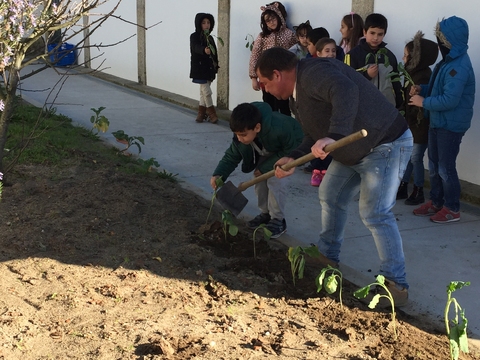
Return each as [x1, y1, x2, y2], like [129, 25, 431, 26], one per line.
[256, 47, 413, 307]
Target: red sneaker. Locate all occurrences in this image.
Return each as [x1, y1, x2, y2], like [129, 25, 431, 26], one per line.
[413, 200, 441, 216]
[430, 207, 460, 223]
[310, 169, 326, 187]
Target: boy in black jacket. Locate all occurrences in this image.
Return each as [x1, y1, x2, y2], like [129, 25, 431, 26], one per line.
[345, 13, 402, 108]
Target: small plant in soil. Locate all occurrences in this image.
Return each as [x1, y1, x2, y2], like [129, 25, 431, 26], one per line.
[316, 265, 344, 309]
[445, 280, 470, 360]
[287, 245, 320, 286]
[353, 274, 398, 339]
[137, 157, 160, 173]
[90, 106, 110, 134]
[112, 130, 145, 154]
[205, 177, 224, 225]
[221, 209, 238, 242]
[252, 224, 272, 259]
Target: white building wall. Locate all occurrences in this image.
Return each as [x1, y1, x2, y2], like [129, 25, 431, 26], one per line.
[82, 0, 480, 186]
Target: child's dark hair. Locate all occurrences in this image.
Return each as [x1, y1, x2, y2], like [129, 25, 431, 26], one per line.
[364, 13, 388, 33]
[315, 38, 336, 53]
[230, 103, 262, 132]
[340, 13, 364, 47]
[260, 9, 282, 36]
[293, 20, 312, 38]
[306, 27, 330, 45]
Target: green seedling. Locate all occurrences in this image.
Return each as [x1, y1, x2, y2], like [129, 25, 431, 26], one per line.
[287, 245, 320, 286]
[221, 209, 238, 242]
[245, 34, 255, 51]
[137, 157, 160, 172]
[203, 30, 224, 56]
[445, 281, 470, 360]
[354, 275, 397, 339]
[252, 224, 272, 259]
[112, 130, 145, 154]
[205, 177, 224, 225]
[316, 265, 343, 309]
[397, 62, 415, 87]
[90, 106, 110, 134]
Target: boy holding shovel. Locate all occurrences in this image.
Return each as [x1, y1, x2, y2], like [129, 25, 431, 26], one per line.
[210, 102, 303, 238]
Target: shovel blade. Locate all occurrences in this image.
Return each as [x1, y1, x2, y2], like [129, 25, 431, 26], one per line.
[215, 181, 249, 217]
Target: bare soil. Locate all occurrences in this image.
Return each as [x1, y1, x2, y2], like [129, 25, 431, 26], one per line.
[0, 143, 478, 359]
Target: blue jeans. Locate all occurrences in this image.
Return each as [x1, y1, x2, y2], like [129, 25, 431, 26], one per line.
[402, 143, 428, 187]
[317, 129, 413, 288]
[428, 128, 464, 212]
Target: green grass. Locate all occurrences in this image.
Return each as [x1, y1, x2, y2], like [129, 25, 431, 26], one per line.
[4, 97, 177, 182]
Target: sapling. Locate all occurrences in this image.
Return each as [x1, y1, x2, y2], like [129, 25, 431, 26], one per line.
[445, 281, 470, 360]
[245, 34, 255, 51]
[90, 106, 110, 134]
[316, 265, 343, 309]
[112, 130, 145, 154]
[353, 274, 397, 339]
[252, 224, 272, 259]
[397, 62, 415, 87]
[287, 245, 320, 286]
[203, 30, 224, 56]
[205, 177, 223, 225]
[221, 209, 238, 242]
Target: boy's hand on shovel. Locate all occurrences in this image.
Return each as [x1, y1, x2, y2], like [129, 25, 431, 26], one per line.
[274, 157, 295, 178]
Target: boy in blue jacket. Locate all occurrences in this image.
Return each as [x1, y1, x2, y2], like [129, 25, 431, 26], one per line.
[410, 16, 475, 223]
[210, 102, 303, 238]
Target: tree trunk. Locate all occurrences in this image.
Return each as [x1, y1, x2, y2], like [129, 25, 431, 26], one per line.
[0, 69, 20, 174]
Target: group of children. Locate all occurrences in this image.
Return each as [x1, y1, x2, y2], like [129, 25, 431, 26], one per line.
[191, 4, 474, 238]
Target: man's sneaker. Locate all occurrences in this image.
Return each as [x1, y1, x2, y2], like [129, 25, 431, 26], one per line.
[413, 200, 441, 216]
[310, 169, 326, 187]
[266, 218, 287, 239]
[430, 207, 460, 223]
[358, 278, 409, 308]
[247, 213, 271, 229]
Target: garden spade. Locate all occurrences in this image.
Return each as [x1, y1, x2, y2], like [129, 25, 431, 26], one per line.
[215, 129, 368, 217]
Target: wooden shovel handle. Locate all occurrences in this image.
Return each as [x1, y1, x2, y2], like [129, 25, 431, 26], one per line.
[237, 129, 367, 191]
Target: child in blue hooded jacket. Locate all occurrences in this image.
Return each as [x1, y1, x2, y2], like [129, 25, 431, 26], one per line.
[410, 16, 475, 223]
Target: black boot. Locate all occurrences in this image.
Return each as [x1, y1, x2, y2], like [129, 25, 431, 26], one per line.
[396, 181, 408, 200]
[405, 186, 425, 205]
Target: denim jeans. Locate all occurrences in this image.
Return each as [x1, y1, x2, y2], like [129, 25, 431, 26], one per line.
[317, 129, 413, 288]
[402, 143, 428, 187]
[428, 128, 464, 212]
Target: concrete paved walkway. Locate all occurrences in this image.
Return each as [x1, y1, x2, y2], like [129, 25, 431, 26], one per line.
[18, 64, 480, 351]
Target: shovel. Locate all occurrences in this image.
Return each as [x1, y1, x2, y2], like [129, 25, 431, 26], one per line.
[215, 129, 368, 217]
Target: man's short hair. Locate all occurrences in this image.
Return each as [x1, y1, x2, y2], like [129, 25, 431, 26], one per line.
[230, 103, 262, 132]
[364, 13, 388, 33]
[255, 47, 298, 79]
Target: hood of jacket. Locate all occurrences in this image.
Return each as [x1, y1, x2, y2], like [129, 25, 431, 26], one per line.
[435, 16, 468, 61]
[261, 2, 287, 30]
[406, 31, 438, 72]
[194, 13, 215, 33]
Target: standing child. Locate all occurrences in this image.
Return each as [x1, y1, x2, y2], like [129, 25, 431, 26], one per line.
[396, 32, 438, 204]
[289, 20, 312, 60]
[315, 38, 337, 58]
[339, 13, 364, 54]
[210, 102, 303, 238]
[345, 13, 403, 109]
[249, 2, 297, 116]
[410, 16, 475, 223]
[306, 27, 345, 61]
[190, 13, 219, 123]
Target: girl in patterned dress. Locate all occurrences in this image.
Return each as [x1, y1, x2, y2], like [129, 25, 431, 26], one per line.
[249, 2, 296, 116]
